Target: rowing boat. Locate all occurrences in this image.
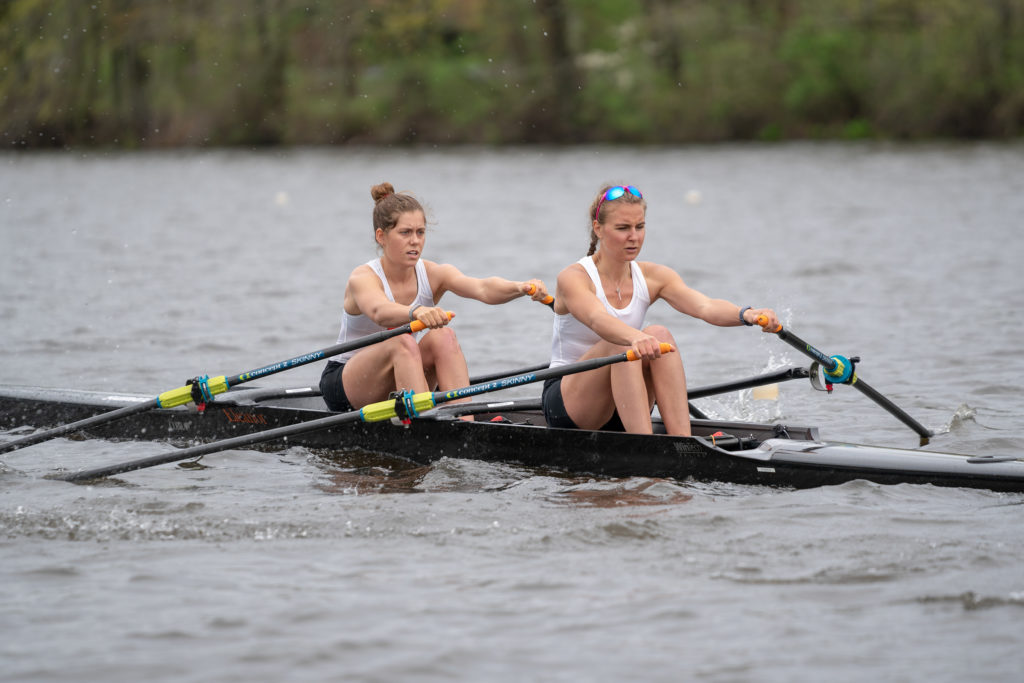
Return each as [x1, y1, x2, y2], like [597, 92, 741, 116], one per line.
[2, 382, 1023, 493]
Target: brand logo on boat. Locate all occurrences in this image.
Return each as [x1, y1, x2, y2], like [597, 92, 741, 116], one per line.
[223, 407, 269, 425]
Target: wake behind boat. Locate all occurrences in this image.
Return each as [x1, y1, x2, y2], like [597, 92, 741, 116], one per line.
[2, 381, 1023, 493]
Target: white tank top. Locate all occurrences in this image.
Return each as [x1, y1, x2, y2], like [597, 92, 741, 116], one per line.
[549, 256, 651, 367]
[333, 259, 434, 363]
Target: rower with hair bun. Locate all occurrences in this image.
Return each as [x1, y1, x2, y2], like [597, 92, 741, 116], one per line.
[320, 182, 551, 413]
[544, 183, 779, 436]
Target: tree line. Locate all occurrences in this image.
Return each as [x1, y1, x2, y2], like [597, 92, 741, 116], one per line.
[2, 0, 1022, 148]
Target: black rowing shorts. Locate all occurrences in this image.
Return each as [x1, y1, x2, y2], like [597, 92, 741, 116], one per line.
[542, 377, 625, 431]
[319, 360, 355, 412]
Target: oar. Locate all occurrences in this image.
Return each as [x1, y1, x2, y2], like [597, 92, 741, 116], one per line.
[54, 343, 675, 482]
[0, 315, 452, 455]
[758, 317, 932, 445]
[470, 362, 550, 384]
[687, 366, 810, 400]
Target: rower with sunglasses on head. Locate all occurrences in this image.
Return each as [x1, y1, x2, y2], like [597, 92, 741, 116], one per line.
[320, 182, 551, 414]
[543, 184, 779, 436]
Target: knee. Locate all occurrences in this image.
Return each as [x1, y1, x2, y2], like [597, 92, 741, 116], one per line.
[390, 334, 423, 361]
[644, 325, 676, 344]
[424, 327, 462, 356]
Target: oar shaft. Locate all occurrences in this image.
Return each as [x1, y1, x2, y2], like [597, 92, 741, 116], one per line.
[225, 320, 429, 387]
[469, 362, 549, 385]
[57, 410, 358, 482]
[687, 366, 809, 400]
[845, 376, 932, 441]
[0, 399, 159, 454]
[430, 348, 663, 405]
[774, 328, 838, 372]
[759, 318, 932, 443]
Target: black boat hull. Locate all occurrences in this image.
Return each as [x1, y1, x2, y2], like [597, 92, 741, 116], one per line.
[2, 385, 1023, 492]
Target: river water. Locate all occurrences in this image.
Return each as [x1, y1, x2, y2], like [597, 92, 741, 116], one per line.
[2, 144, 1023, 682]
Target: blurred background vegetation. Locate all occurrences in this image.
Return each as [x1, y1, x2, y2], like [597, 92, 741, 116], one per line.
[2, 0, 1023, 148]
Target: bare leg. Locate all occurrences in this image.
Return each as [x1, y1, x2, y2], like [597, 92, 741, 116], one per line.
[341, 335, 429, 408]
[559, 340, 630, 431]
[609, 359, 654, 433]
[643, 325, 690, 436]
[418, 328, 474, 419]
[560, 325, 690, 435]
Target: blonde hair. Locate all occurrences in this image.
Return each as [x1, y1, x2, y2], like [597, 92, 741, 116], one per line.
[586, 184, 646, 256]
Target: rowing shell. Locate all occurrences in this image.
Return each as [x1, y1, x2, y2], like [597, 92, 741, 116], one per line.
[1, 385, 1023, 493]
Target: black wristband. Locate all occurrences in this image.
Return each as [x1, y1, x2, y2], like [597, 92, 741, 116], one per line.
[739, 306, 754, 326]
[409, 304, 423, 321]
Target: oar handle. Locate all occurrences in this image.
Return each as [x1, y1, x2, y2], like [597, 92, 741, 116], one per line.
[757, 314, 783, 333]
[526, 284, 555, 308]
[626, 342, 675, 361]
[409, 311, 455, 333]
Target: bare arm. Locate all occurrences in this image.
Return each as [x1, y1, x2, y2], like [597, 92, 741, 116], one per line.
[344, 265, 419, 328]
[646, 262, 779, 330]
[426, 262, 550, 305]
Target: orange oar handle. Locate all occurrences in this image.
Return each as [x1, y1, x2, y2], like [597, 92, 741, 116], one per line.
[409, 311, 454, 333]
[757, 314, 783, 333]
[526, 284, 555, 306]
[626, 342, 675, 361]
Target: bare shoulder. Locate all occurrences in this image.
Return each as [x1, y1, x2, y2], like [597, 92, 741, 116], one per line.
[638, 261, 687, 297]
[349, 262, 379, 284]
[638, 260, 683, 282]
[423, 260, 464, 284]
[558, 261, 593, 288]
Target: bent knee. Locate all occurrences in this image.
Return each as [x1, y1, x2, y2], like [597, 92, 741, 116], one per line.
[422, 327, 461, 353]
[389, 333, 423, 360]
[644, 325, 676, 343]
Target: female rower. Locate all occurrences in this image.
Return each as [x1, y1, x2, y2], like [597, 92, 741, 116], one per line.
[544, 183, 778, 436]
[320, 182, 550, 413]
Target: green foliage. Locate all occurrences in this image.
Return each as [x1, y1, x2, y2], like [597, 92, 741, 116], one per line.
[1, 0, 1022, 147]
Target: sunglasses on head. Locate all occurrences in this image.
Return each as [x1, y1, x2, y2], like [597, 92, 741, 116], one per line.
[595, 185, 643, 221]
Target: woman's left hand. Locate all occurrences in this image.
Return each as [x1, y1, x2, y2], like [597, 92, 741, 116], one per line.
[522, 279, 550, 302]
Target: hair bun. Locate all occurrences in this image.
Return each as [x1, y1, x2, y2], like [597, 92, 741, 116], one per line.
[371, 182, 396, 204]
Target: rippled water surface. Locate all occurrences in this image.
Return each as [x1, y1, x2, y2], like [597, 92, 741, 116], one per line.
[2, 144, 1024, 682]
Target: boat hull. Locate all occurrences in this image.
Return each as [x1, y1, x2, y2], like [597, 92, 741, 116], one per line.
[2, 385, 1023, 492]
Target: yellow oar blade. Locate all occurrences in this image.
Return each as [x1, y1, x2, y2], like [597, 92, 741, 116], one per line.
[752, 383, 779, 400]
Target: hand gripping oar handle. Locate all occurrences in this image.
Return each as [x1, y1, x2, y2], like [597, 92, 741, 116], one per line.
[757, 316, 932, 444]
[0, 313, 453, 455]
[526, 284, 555, 309]
[54, 344, 675, 482]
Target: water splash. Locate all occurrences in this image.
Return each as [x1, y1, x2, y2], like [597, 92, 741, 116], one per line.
[945, 403, 978, 434]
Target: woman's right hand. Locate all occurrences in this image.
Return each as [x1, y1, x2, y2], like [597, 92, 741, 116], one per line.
[629, 332, 664, 361]
[412, 306, 452, 329]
